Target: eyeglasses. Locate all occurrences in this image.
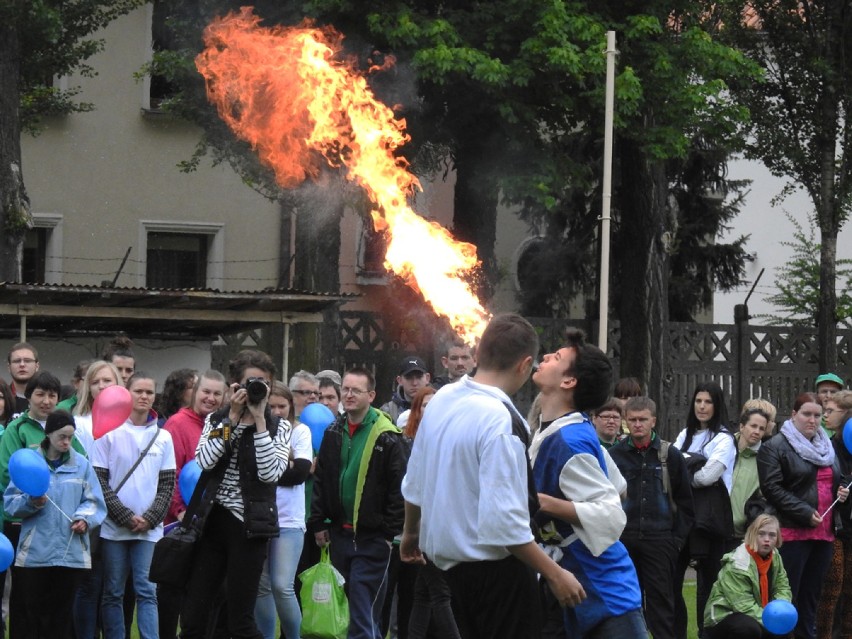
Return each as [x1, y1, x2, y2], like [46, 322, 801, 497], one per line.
[824, 408, 836, 415]
[9, 358, 37, 365]
[292, 389, 319, 397]
[595, 414, 621, 423]
[341, 387, 369, 397]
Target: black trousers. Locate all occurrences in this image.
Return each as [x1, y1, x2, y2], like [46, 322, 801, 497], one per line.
[705, 613, 774, 639]
[179, 505, 269, 639]
[408, 561, 460, 639]
[675, 532, 727, 639]
[623, 536, 680, 639]
[2, 521, 22, 639]
[15, 565, 85, 639]
[443, 555, 541, 639]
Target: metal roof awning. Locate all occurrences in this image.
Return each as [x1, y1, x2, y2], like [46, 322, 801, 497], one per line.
[0, 282, 355, 340]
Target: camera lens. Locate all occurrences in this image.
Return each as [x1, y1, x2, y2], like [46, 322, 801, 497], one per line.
[245, 378, 268, 404]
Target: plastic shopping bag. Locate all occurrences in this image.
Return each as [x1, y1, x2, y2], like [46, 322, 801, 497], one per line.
[299, 545, 349, 639]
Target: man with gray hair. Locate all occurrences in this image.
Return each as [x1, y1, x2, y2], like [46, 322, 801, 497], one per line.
[316, 370, 342, 415]
[289, 370, 319, 420]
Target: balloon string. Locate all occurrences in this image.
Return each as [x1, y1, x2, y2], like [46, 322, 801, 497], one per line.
[46, 495, 74, 523]
[62, 531, 74, 560]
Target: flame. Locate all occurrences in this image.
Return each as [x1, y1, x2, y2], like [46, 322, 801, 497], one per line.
[196, 8, 489, 342]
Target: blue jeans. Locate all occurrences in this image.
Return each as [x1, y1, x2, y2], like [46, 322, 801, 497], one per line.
[101, 539, 158, 639]
[73, 556, 104, 639]
[586, 608, 648, 639]
[255, 527, 304, 639]
[329, 529, 392, 639]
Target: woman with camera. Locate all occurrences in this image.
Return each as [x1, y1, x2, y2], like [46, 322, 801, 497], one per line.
[179, 350, 292, 639]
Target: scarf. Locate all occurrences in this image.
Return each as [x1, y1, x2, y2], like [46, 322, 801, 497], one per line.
[780, 419, 835, 467]
[746, 546, 772, 607]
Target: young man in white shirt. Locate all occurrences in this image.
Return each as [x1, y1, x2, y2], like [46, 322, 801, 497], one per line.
[400, 313, 585, 638]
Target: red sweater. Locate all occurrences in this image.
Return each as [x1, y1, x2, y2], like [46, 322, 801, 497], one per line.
[163, 407, 204, 524]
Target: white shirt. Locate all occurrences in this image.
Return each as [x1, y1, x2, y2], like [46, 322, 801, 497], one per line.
[93, 420, 176, 542]
[275, 423, 313, 530]
[73, 413, 95, 455]
[402, 376, 533, 570]
[674, 427, 737, 493]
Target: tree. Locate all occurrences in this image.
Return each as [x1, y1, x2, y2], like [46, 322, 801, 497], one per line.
[714, 0, 852, 371]
[302, 0, 758, 406]
[760, 212, 852, 328]
[0, 0, 145, 281]
[150, 1, 756, 407]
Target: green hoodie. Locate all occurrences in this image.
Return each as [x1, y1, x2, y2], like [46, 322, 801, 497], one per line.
[338, 407, 400, 531]
[0, 411, 87, 522]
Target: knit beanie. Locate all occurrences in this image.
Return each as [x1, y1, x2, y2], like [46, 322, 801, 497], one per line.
[45, 410, 76, 435]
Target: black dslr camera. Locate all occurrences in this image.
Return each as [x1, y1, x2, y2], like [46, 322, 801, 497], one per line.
[242, 377, 269, 405]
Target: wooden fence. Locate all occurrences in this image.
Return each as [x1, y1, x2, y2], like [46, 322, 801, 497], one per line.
[212, 310, 850, 442]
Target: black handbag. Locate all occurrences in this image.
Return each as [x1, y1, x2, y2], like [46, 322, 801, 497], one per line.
[148, 522, 202, 587]
[149, 447, 231, 587]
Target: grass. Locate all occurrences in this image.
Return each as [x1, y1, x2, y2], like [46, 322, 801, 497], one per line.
[684, 579, 699, 639]
[3, 581, 699, 638]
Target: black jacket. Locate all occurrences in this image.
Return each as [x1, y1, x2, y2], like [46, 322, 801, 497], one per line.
[610, 436, 695, 547]
[206, 406, 281, 539]
[757, 431, 842, 530]
[308, 411, 406, 540]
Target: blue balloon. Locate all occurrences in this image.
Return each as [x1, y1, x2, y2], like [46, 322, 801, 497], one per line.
[300, 403, 336, 453]
[8, 448, 50, 497]
[0, 534, 13, 571]
[843, 417, 852, 455]
[762, 599, 798, 635]
[179, 460, 202, 504]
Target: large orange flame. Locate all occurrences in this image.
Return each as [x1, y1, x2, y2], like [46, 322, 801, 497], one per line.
[196, 7, 489, 342]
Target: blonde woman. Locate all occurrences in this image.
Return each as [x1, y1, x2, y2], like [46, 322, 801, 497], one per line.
[67, 361, 122, 455]
[704, 514, 792, 638]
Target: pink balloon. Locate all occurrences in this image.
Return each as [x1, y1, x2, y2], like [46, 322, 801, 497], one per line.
[92, 385, 132, 439]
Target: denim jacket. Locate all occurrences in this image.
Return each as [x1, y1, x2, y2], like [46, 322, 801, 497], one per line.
[609, 434, 695, 548]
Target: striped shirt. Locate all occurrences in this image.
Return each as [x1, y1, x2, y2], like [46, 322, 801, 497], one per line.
[195, 415, 291, 521]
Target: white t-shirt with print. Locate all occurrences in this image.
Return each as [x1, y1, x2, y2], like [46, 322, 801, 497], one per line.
[93, 421, 176, 542]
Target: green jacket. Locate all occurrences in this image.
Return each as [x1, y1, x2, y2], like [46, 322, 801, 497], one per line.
[55, 395, 78, 414]
[730, 437, 761, 538]
[339, 408, 399, 530]
[704, 543, 792, 628]
[309, 407, 406, 538]
[0, 411, 88, 522]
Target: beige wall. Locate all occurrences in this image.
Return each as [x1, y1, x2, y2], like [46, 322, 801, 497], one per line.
[21, 6, 282, 291]
[20, 4, 545, 320]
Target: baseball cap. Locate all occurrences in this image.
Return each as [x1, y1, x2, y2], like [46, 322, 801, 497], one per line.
[815, 373, 844, 388]
[399, 356, 428, 376]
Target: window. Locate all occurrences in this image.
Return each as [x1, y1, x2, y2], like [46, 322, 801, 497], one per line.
[22, 229, 48, 283]
[146, 232, 208, 289]
[356, 217, 389, 285]
[138, 221, 224, 289]
[143, 1, 178, 112]
[21, 214, 63, 284]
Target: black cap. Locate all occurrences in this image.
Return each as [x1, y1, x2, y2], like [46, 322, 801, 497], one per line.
[399, 356, 428, 376]
[45, 410, 76, 435]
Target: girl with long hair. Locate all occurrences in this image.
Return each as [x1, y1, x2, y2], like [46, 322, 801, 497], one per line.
[673, 381, 737, 639]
